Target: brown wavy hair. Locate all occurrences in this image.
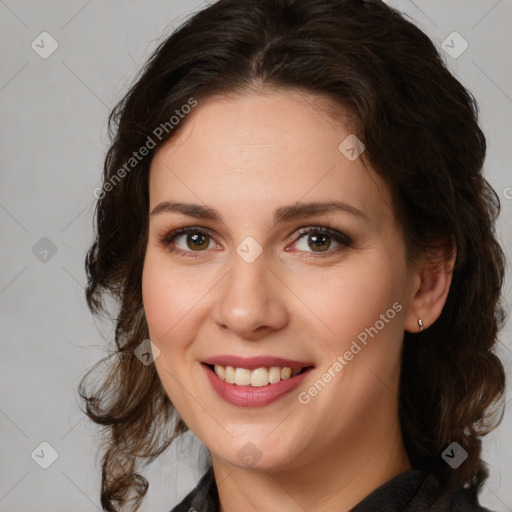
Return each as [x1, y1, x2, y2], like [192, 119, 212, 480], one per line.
[78, 0, 508, 510]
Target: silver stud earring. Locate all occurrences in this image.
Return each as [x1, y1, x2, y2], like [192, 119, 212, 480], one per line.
[418, 318, 424, 332]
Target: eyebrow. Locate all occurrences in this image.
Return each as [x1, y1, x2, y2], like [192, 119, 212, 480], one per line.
[150, 200, 368, 224]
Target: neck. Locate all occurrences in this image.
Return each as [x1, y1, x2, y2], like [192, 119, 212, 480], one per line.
[211, 419, 411, 512]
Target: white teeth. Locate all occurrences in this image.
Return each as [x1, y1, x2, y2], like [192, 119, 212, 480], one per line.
[225, 366, 236, 384]
[281, 367, 291, 380]
[234, 368, 252, 386]
[250, 368, 269, 387]
[213, 364, 304, 386]
[214, 365, 225, 380]
[268, 366, 282, 383]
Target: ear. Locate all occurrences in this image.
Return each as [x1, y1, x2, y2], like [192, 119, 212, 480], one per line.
[404, 237, 456, 333]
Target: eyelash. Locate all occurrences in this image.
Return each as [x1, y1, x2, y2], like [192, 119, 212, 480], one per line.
[157, 225, 353, 259]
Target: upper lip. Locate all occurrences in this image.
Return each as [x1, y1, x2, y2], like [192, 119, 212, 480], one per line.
[202, 355, 314, 370]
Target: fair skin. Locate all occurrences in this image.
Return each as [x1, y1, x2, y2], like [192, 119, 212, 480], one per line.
[141, 89, 454, 511]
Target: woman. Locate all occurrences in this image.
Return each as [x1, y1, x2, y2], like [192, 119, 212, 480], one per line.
[79, 1, 507, 511]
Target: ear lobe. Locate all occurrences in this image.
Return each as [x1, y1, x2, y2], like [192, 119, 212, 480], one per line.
[404, 237, 456, 333]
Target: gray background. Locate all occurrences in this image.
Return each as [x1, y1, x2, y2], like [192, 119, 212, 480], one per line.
[1, 1, 511, 511]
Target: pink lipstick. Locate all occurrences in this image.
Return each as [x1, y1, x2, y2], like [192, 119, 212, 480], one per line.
[201, 355, 314, 407]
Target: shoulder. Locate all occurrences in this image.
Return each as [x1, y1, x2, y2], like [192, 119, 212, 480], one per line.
[168, 466, 218, 512]
[446, 485, 494, 512]
[417, 472, 495, 512]
[365, 469, 496, 512]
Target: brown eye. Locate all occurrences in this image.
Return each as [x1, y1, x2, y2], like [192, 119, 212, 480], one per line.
[291, 227, 352, 255]
[159, 227, 216, 255]
[307, 233, 332, 252]
[185, 232, 210, 250]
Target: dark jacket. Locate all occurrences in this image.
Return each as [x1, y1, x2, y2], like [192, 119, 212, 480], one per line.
[169, 465, 493, 512]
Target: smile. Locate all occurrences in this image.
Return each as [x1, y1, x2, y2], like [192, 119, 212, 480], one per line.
[201, 356, 314, 407]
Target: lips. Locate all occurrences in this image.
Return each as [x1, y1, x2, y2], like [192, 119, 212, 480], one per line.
[201, 355, 314, 407]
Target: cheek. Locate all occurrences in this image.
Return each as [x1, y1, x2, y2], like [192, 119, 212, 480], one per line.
[141, 252, 205, 344]
[309, 261, 404, 344]
[142, 257, 200, 410]
[141, 269, 174, 343]
[306, 257, 408, 404]
[299, 263, 406, 432]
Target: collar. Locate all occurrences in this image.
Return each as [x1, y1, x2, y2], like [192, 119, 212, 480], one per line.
[169, 465, 490, 512]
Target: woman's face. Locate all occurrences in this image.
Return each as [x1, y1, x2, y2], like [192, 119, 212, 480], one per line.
[142, 90, 418, 472]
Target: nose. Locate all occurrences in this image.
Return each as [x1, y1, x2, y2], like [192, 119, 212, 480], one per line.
[212, 249, 289, 340]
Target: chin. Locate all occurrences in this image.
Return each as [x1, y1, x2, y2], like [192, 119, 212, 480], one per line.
[209, 435, 304, 472]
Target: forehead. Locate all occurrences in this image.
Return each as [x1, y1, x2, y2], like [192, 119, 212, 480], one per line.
[148, 90, 394, 228]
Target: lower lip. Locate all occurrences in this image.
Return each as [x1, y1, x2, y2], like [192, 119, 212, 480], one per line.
[202, 364, 313, 407]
